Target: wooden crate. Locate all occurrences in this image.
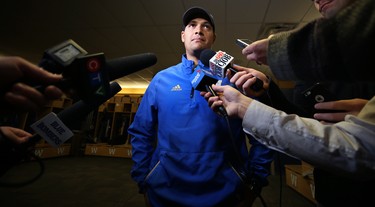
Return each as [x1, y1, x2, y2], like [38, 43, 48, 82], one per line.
[84, 144, 132, 158]
[33, 143, 71, 159]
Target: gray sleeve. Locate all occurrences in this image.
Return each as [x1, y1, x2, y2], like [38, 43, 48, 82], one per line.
[267, 0, 375, 82]
[242, 98, 375, 179]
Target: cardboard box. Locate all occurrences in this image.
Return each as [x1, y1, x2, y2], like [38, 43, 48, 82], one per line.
[84, 144, 132, 158]
[301, 161, 314, 178]
[285, 165, 316, 203]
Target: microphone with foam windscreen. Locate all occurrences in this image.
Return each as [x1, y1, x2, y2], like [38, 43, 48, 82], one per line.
[190, 68, 220, 92]
[33, 39, 157, 103]
[39, 39, 158, 82]
[36, 52, 157, 103]
[190, 56, 227, 116]
[201, 49, 234, 79]
[29, 81, 122, 147]
[200, 49, 263, 92]
[0, 82, 122, 175]
[106, 52, 157, 81]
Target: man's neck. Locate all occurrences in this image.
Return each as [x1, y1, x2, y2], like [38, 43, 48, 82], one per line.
[186, 53, 199, 66]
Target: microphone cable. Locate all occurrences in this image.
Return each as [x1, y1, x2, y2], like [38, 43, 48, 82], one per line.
[223, 114, 268, 207]
[0, 142, 45, 187]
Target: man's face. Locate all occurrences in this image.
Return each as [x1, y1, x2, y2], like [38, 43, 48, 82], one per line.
[313, 0, 356, 19]
[181, 18, 215, 56]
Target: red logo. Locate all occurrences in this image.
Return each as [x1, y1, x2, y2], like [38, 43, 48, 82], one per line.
[87, 58, 100, 72]
[214, 51, 225, 60]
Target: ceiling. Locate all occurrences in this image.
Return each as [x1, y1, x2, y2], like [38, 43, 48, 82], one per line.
[0, 0, 320, 90]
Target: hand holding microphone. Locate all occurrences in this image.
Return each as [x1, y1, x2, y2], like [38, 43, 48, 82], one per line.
[189, 67, 228, 117]
[199, 49, 266, 95]
[0, 56, 64, 112]
[201, 84, 252, 119]
[226, 64, 270, 97]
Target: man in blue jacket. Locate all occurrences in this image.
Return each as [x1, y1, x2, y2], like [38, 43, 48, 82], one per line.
[128, 6, 274, 207]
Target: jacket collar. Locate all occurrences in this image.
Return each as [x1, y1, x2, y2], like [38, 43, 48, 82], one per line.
[181, 54, 208, 75]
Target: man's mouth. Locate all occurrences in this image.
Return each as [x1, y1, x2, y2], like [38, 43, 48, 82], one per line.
[319, 1, 331, 13]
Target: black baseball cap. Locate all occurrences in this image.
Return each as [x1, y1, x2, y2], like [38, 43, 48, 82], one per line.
[182, 7, 215, 32]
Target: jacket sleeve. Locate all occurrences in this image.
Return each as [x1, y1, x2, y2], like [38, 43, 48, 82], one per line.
[222, 77, 275, 187]
[243, 97, 375, 180]
[127, 79, 158, 193]
[268, 0, 375, 82]
[246, 135, 275, 187]
[245, 79, 312, 187]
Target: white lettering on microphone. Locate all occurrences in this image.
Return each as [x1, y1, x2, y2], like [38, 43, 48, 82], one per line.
[36, 122, 62, 146]
[31, 112, 74, 147]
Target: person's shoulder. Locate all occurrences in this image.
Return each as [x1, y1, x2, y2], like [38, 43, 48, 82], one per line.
[150, 63, 181, 81]
[158, 63, 182, 74]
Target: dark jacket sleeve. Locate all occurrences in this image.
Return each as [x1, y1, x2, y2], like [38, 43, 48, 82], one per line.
[269, 0, 375, 82]
[258, 80, 310, 116]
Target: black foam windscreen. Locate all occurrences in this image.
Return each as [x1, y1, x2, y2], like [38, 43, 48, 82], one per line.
[107, 53, 157, 81]
[199, 49, 216, 67]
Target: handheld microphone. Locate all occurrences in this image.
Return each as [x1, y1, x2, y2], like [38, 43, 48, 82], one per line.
[206, 50, 234, 79]
[29, 81, 122, 147]
[106, 52, 157, 81]
[189, 65, 227, 117]
[190, 68, 220, 92]
[37, 52, 157, 102]
[36, 39, 157, 103]
[39, 39, 158, 80]
[205, 85, 228, 117]
[0, 82, 122, 175]
[200, 49, 263, 91]
[63, 52, 157, 103]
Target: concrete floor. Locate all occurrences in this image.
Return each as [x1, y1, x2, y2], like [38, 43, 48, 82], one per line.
[0, 156, 315, 207]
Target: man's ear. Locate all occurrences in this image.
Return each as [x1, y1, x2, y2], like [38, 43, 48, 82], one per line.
[181, 31, 185, 43]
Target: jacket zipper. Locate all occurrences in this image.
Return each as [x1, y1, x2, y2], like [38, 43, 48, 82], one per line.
[190, 64, 198, 99]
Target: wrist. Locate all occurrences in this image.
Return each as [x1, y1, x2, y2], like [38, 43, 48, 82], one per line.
[238, 97, 252, 119]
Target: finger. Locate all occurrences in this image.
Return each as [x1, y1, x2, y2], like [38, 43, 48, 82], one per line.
[242, 77, 257, 90]
[231, 64, 249, 72]
[4, 92, 38, 112]
[211, 84, 224, 93]
[18, 58, 63, 83]
[211, 99, 223, 110]
[44, 85, 64, 99]
[208, 96, 220, 106]
[8, 83, 47, 108]
[13, 128, 33, 137]
[314, 102, 334, 109]
[235, 74, 254, 90]
[314, 112, 347, 123]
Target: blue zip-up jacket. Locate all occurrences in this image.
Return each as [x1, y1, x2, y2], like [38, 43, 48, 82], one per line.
[128, 55, 274, 207]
